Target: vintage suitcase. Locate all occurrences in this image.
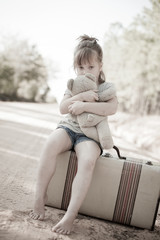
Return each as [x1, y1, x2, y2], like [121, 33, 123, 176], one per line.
[46, 146, 160, 230]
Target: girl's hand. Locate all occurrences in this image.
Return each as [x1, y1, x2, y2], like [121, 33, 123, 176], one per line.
[81, 90, 99, 102]
[68, 101, 85, 115]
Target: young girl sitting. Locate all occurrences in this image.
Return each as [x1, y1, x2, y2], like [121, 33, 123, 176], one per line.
[29, 35, 118, 235]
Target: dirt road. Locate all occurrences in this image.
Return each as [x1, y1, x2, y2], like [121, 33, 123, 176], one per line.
[0, 102, 159, 240]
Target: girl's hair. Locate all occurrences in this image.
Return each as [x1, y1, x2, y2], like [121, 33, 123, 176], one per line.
[73, 35, 105, 83]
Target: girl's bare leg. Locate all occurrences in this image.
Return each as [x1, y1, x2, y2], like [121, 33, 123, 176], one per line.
[52, 141, 100, 234]
[29, 129, 72, 220]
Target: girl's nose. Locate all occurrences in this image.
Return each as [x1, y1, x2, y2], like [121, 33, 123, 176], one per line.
[83, 69, 88, 75]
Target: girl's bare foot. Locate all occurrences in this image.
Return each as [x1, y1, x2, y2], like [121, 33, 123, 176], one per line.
[29, 195, 48, 220]
[52, 212, 76, 235]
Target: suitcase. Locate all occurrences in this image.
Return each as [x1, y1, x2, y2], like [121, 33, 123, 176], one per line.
[46, 146, 160, 230]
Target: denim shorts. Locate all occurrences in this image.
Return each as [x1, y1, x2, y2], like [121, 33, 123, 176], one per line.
[57, 126, 103, 155]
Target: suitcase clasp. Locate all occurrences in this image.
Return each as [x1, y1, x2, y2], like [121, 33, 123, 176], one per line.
[146, 161, 153, 166]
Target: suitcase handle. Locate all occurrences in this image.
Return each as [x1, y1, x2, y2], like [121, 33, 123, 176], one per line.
[113, 146, 126, 160]
[102, 146, 126, 160]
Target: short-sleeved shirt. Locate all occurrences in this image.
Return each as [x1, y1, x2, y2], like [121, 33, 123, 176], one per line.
[57, 82, 115, 135]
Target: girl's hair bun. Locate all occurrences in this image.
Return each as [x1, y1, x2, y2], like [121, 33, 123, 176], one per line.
[78, 34, 98, 44]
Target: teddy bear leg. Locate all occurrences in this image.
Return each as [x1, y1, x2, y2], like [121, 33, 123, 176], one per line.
[85, 114, 106, 127]
[80, 126, 99, 142]
[79, 114, 95, 127]
[79, 114, 105, 127]
[97, 120, 114, 149]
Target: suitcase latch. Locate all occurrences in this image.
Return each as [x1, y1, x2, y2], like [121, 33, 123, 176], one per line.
[146, 161, 153, 166]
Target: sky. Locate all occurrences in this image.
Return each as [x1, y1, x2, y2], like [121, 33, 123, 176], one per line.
[0, 0, 151, 101]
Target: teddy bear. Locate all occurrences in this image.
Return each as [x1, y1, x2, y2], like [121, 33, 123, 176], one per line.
[67, 73, 116, 149]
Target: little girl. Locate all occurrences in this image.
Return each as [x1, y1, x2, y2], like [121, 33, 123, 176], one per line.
[30, 35, 118, 235]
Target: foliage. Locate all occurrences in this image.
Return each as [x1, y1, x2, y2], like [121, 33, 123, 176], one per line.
[103, 0, 160, 115]
[0, 36, 50, 102]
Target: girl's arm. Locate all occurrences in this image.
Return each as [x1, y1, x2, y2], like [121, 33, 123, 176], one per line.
[60, 90, 99, 114]
[68, 96, 118, 116]
[83, 97, 118, 116]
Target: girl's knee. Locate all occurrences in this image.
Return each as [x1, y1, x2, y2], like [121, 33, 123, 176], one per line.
[82, 156, 97, 172]
[43, 137, 59, 157]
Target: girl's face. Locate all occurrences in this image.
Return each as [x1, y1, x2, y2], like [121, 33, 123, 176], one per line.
[76, 56, 102, 84]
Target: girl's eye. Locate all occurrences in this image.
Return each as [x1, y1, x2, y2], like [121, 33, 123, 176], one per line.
[89, 66, 94, 69]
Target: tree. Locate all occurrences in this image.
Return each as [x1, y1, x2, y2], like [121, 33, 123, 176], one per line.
[0, 35, 50, 102]
[0, 61, 15, 99]
[103, 0, 160, 114]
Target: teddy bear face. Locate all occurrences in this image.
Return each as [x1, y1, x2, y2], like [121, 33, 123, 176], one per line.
[67, 73, 97, 96]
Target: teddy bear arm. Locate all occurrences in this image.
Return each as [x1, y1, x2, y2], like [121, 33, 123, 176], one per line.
[99, 88, 116, 102]
[99, 92, 116, 102]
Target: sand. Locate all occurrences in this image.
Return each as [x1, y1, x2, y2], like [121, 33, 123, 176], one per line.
[0, 101, 160, 240]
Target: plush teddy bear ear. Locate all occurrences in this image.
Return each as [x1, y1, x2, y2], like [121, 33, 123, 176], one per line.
[67, 79, 74, 91]
[85, 73, 96, 81]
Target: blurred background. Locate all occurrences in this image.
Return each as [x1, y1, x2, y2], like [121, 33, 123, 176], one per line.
[0, 0, 159, 115]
